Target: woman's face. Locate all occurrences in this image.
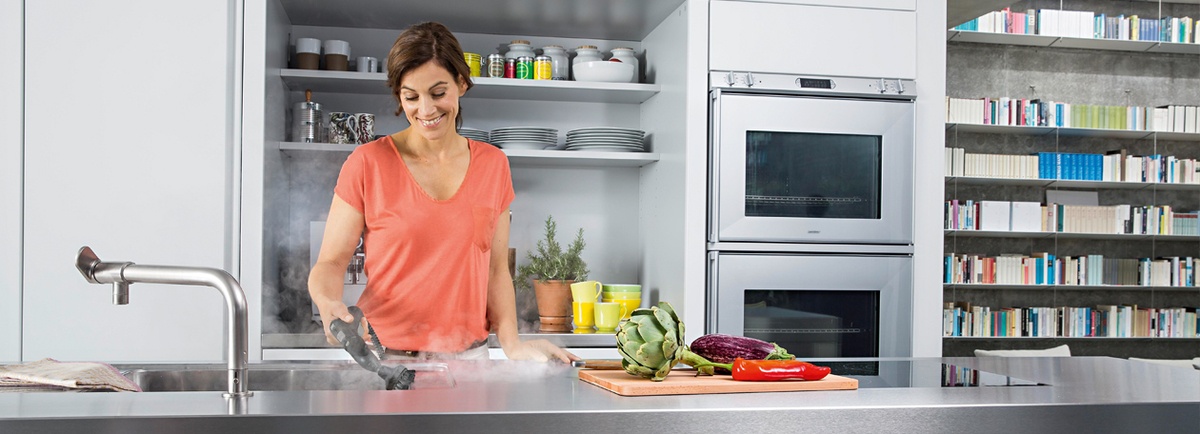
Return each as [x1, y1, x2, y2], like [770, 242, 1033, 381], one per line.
[398, 60, 467, 141]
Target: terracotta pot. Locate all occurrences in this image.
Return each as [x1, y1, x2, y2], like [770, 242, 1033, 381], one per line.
[537, 316, 572, 333]
[533, 279, 573, 319]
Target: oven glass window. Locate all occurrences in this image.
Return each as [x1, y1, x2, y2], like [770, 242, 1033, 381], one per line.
[745, 131, 882, 219]
[743, 289, 879, 358]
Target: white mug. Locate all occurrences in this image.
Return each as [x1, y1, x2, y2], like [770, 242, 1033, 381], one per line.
[356, 56, 377, 73]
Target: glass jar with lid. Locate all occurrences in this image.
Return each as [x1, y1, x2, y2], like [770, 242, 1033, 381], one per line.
[572, 45, 603, 80]
[505, 40, 536, 60]
[609, 47, 639, 83]
[540, 45, 570, 80]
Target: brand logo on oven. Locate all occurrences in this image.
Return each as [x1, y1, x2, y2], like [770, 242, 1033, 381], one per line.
[808, 230, 820, 234]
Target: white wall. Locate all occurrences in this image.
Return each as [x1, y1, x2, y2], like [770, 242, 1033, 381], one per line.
[640, 0, 709, 337]
[911, 0, 947, 357]
[1, 1, 24, 362]
[23, 0, 240, 362]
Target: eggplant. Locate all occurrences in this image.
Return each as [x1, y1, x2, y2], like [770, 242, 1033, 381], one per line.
[689, 334, 795, 374]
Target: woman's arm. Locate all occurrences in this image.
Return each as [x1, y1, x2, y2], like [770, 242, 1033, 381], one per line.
[488, 206, 577, 363]
[309, 196, 366, 345]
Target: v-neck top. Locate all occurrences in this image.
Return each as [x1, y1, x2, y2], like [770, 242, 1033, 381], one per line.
[334, 135, 514, 352]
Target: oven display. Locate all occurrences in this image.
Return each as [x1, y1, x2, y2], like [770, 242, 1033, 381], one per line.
[797, 78, 834, 89]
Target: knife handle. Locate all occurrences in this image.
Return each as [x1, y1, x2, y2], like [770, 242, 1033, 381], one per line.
[573, 360, 624, 370]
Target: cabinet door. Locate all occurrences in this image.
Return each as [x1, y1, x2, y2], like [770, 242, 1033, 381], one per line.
[709, 0, 917, 79]
[23, 1, 238, 362]
[0, 0, 22, 362]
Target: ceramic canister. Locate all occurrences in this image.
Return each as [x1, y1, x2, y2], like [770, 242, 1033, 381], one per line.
[505, 40, 535, 60]
[609, 47, 639, 83]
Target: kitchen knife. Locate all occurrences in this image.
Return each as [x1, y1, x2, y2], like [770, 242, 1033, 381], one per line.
[572, 359, 624, 370]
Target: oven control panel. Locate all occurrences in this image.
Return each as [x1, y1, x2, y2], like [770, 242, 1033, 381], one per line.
[711, 71, 915, 99]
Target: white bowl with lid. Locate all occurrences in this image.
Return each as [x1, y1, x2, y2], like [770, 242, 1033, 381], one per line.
[572, 60, 634, 83]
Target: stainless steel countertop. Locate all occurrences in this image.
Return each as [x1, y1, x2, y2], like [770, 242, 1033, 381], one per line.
[2, 357, 1198, 433]
[262, 332, 618, 348]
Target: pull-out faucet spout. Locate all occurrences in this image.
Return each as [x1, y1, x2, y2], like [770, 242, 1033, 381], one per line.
[75, 246, 252, 398]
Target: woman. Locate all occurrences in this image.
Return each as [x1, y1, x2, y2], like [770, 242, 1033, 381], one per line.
[309, 22, 575, 363]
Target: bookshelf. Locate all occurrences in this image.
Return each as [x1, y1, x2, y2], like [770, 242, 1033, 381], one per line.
[944, 0, 1200, 358]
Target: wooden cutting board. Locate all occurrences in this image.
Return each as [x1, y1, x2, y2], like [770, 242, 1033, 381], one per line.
[578, 368, 858, 396]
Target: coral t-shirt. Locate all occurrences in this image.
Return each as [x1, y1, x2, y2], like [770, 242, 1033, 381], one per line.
[334, 136, 514, 352]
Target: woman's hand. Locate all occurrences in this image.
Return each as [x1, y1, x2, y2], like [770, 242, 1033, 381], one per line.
[315, 298, 355, 346]
[503, 339, 579, 363]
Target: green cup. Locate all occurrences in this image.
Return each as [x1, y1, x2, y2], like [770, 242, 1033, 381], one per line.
[600, 291, 641, 300]
[594, 302, 624, 333]
[570, 280, 602, 302]
[601, 283, 641, 293]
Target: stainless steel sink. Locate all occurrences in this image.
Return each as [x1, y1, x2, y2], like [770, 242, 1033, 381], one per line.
[120, 362, 454, 392]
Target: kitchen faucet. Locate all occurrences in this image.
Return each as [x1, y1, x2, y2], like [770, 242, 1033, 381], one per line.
[74, 246, 252, 398]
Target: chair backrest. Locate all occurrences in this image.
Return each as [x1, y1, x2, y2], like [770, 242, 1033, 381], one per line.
[1128, 357, 1200, 370]
[974, 344, 1071, 357]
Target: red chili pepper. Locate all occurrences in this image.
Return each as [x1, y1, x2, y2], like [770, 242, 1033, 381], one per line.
[730, 357, 831, 381]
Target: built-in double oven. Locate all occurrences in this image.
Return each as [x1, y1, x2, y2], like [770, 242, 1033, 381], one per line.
[707, 72, 916, 358]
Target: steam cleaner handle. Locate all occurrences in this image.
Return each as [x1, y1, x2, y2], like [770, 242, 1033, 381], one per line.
[329, 307, 383, 373]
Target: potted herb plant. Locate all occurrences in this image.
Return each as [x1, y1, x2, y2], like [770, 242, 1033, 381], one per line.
[515, 216, 588, 332]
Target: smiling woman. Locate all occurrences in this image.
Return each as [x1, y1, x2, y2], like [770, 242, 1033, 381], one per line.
[307, 22, 577, 364]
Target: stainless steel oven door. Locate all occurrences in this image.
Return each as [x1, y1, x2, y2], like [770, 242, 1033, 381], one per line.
[708, 252, 913, 358]
[711, 92, 914, 244]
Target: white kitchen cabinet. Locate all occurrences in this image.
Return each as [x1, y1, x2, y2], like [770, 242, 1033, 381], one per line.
[242, 0, 712, 351]
[709, 0, 918, 79]
[21, 0, 244, 362]
[1, 1, 23, 362]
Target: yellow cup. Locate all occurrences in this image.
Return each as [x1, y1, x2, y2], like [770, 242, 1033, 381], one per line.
[572, 301, 595, 330]
[594, 302, 626, 333]
[570, 280, 602, 302]
[464, 52, 482, 77]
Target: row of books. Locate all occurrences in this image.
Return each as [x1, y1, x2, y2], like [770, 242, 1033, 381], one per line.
[946, 97, 1199, 133]
[945, 200, 1195, 236]
[945, 148, 1200, 184]
[945, 200, 1040, 232]
[943, 302, 1199, 338]
[944, 253, 1199, 286]
[953, 8, 1198, 43]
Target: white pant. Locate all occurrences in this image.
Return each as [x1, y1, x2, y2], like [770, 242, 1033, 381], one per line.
[382, 343, 490, 360]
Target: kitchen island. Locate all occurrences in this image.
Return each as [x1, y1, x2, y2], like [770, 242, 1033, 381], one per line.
[1, 356, 1197, 433]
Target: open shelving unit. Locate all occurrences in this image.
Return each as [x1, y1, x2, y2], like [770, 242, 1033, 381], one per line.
[943, 0, 1200, 358]
[250, 0, 698, 354]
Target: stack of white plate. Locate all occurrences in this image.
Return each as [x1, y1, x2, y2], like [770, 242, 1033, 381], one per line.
[459, 127, 489, 143]
[490, 127, 558, 150]
[565, 127, 646, 152]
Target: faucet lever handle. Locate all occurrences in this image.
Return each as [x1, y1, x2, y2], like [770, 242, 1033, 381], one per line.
[76, 246, 102, 284]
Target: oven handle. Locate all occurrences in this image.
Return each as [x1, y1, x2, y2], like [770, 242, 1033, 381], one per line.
[707, 242, 913, 256]
[707, 88, 724, 244]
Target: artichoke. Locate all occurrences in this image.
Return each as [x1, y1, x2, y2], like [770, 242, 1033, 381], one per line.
[615, 302, 719, 381]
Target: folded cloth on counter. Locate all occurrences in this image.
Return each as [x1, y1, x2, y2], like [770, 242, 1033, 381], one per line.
[0, 358, 140, 392]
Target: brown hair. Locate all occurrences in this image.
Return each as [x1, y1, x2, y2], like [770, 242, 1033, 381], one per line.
[385, 22, 474, 127]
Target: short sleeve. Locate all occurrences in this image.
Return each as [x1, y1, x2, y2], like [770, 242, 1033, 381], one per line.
[334, 150, 366, 213]
[496, 149, 515, 214]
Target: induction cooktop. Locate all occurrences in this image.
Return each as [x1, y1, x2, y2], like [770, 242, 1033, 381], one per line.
[812, 359, 1047, 389]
